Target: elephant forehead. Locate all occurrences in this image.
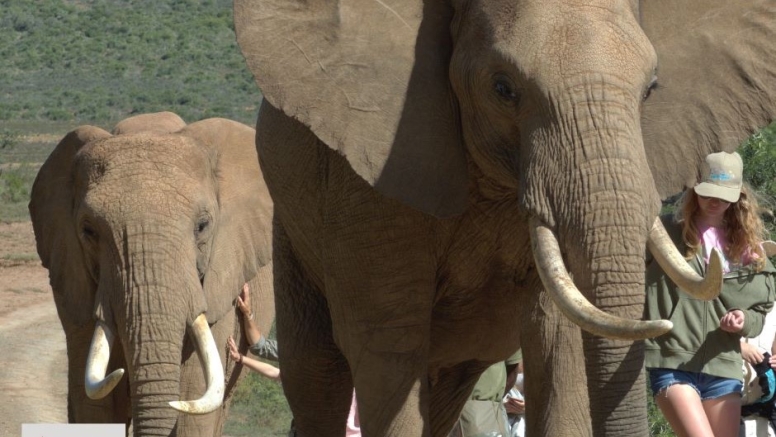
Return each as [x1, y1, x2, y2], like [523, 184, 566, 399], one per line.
[468, 0, 654, 84]
[78, 134, 214, 182]
[75, 135, 218, 211]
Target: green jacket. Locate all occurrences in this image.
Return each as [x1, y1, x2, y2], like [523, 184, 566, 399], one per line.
[469, 349, 523, 403]
[644, 216, 776, 381]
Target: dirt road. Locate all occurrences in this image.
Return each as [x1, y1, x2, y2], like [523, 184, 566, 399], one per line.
[0, 222, 67, 436]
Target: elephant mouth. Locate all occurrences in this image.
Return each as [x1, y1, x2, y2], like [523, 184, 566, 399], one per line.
[529, 216, 722, 340]
[84, 313, 225, 414]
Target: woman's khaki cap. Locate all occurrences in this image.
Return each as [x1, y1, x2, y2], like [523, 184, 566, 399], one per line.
[693, 151, 743, 203]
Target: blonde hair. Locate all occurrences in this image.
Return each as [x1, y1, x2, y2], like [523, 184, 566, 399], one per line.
[674, 184, 768, 271]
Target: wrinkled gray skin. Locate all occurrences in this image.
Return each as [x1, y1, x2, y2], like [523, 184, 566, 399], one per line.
[29, 112, 275, 437]
[234, 1, 776, 436]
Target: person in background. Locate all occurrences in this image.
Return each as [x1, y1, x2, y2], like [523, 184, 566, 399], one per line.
[740, 303, 776, 437]
[503, 352, 525, 437]
[449, 349, 522, 437]
[229, 283, 360, 436]
[644, 151, 776, 437]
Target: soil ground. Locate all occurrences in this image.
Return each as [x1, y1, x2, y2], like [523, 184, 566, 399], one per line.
[0, 221, 68, 436]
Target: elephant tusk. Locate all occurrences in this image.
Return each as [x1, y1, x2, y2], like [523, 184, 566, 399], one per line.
[168, 313, 225, 414]
[530, 217, 673, 340]
[647, 217, 722, 301]
[85, 321, 125, 400]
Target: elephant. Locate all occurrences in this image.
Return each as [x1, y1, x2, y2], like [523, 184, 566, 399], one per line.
[28, 112, 275, 437]
[233, 0, 776, 436]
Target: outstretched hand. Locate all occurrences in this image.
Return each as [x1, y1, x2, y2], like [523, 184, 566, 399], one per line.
[236, 283, 252, 318]
[227, 336, 241, 362]
[720, 309, 745, 333]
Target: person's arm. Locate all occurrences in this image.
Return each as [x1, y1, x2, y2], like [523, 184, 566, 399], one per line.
[235, 283, 264, 346]
[734, 274, 776, 338]
[233, 283, 281, 361]
[227, 335, 281, 381]
[724, 299, 774, 338]
[239, 355, 281, 381]
[248, 336, 280, 362]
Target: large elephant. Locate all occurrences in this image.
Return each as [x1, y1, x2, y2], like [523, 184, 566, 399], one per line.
[29, 112, 275, 437]
[233, 1, 776, 436]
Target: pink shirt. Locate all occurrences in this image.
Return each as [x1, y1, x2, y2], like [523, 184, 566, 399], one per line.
[699, 225, 758, 273]
[700, 225, 730, 273]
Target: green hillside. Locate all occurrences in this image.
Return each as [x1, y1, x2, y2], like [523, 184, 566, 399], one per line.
[0, 0, 261, 125]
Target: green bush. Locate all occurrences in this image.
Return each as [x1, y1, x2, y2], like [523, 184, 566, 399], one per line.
[740, 121, 776, 240]
[0, 0, 262, 126]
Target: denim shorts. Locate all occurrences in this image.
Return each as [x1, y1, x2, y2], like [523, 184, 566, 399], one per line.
[647, 368, 742, 400]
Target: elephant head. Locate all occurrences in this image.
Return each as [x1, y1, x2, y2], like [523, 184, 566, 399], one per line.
[234, 0, 776, 435]
[29, 112, 275, 437]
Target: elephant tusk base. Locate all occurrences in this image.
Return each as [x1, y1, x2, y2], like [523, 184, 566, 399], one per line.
[84, 321, 125, 399]
[168, 314, 225, 415]
[530, 217, 673, 340]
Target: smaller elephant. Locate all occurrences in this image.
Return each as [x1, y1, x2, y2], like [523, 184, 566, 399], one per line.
[29, 112, 275, 437]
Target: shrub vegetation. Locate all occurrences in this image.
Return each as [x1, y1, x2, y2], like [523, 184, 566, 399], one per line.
[0, 0, 261, 126]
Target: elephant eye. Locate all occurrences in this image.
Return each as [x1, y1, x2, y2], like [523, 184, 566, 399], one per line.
[493, 75, 520, 104]
[195, 217, 210, 236]
[81, 222, 98, 242]
[643, 75, 658, 101]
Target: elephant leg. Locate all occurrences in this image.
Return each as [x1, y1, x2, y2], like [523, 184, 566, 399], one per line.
[522, 288, 591, 437]
[321, 212, 436, 436]
[428, 361, 490, 437]
[274, 221, 354, 437]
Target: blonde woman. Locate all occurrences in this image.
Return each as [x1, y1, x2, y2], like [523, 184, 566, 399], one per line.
[644, 151, 776, 437]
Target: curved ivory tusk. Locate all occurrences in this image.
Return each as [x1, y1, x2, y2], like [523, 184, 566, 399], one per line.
[647, 217, 722, 301]
[168, 314, 225, 414]
[85, 321, 125, 399]
[530, 217, 673, 340]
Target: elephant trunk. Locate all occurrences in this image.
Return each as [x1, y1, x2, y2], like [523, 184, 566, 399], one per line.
[529, 212, 652, 436]
[130, 361, 183, 437]
[109, 224, 218, 436]
[127, 316, 224, 437]
[567, 180, 655, 436]
[577, 216, 650, 436]
[521, 80, 721, 433]
[121, 294, 187, 437]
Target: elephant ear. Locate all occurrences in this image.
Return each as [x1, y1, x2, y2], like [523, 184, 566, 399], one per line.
[640, 0, 776, 199]
[179, 118, 273, 324]
[234, 0, 467, 217]
[29, 126, 111, 328]
[111, 111, 186, 135]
